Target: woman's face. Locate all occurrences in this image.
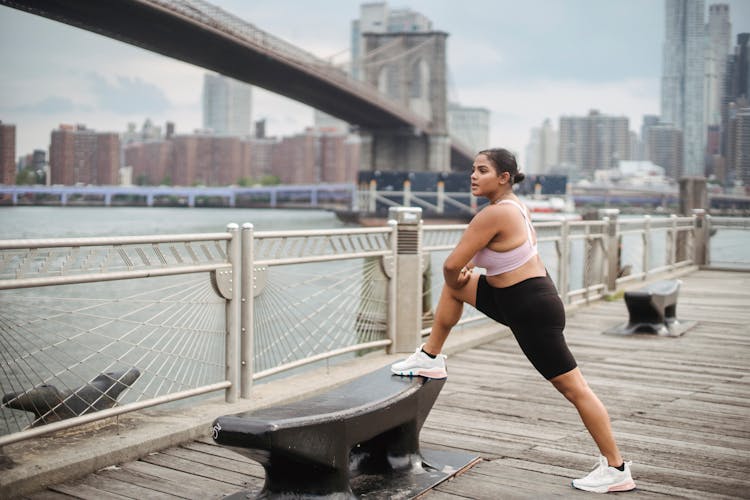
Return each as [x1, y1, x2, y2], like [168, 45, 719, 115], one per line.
[471, 154, 504, 197]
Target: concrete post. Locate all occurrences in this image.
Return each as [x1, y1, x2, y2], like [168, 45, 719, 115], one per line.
[428, 135, 451, 172]
[599, 208, 620, 292]
[679, 177, 708, 215]
[692, 209, 710, 266]
[388, 207, 423, 353]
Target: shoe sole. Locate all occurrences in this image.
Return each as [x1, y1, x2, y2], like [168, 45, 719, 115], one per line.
[391, 368, 447, 379]
[571, 479, 636, 493]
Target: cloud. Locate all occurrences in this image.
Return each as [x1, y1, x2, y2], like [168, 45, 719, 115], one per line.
[85, 73, 171, 114]
[1, 95, 78, 114]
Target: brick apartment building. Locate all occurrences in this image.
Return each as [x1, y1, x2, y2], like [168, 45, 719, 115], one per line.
[0, 121, 16, 185]
[49, 125, 120, 185]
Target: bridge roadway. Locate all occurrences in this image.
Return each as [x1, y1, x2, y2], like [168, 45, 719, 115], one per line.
[0, 0, 475, 166]
[2, 268, 748, 498]
[3, 183, 750, 213]
[0, 183, 355, 208]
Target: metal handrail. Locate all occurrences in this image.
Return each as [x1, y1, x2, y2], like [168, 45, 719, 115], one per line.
[2, 213, 748, 445]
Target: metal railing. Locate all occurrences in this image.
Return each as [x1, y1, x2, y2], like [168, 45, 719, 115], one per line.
[0, 225, 241, 445]
[1, 209, 748, 445]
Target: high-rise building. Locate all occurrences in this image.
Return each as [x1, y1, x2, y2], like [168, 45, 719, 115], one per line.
[648, 124, 684, 180]
[202, 73, 253, 136]
[49, 124, 120, 185]
[722, 33, 750, 183]
[0, 121, 16, 185]
[350, 2, 432, 80]
[735, 108, 750, 185]
[639, 115, 661, 160]
[558, 110, 630, 177]
[447, 103, 490, 154]
[661, 0, 706, 177]
[525, 118, 558, 175]
[705, 4, 731, 128]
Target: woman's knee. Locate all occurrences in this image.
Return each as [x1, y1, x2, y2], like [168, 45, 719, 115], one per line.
[550, 368, 591, 402]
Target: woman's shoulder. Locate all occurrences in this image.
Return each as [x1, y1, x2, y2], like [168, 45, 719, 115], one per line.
[471, 201, 516, 228]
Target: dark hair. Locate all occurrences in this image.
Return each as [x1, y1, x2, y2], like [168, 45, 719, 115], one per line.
[477, 148, 525, 184]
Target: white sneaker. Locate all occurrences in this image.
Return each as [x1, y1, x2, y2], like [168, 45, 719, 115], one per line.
[572, 456, 636, 493]
[390, 344, 447, 379]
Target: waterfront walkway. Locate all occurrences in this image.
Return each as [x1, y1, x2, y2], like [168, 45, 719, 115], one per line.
[7, 268, 750, 499]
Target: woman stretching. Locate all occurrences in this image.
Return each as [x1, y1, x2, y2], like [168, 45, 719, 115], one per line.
[391, 148, 636, 494]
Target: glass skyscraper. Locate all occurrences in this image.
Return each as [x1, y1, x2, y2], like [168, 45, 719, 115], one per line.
[661, 0, 705, 177]
[202, 74, 253, 137]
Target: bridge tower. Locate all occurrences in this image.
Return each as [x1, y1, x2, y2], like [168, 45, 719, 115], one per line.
[361, 32, 450, 172]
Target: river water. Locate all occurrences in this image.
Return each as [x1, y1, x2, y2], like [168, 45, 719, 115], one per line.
[0, 206, 348, 239]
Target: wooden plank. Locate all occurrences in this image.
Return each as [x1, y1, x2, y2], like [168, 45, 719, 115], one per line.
[95, 467, 200, 500]
[160, 446, 265, 478]
[139, 452, 251, 487]
[76, 473, 179, 500]
[47, 483, 130, 500]
[121, 460, 250, 498]
[23, 491, 76, 500]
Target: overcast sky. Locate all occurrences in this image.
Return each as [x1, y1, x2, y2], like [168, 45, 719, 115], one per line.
[1, 0, 749, 169]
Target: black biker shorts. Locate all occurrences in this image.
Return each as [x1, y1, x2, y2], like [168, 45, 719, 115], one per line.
[475, 274, 577, 379]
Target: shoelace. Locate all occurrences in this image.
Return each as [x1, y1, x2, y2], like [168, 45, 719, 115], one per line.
[586, 457, 609, 480]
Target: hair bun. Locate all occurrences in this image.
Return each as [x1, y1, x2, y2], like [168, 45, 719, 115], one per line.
[513, 172, 526, 184]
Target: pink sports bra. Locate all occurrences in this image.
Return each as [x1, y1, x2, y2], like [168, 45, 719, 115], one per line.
[472, 199, 538, 276]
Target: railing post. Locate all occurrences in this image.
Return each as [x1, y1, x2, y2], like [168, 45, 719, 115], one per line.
[437, 180, 445, 214]
[351, 183, 359, 212]
[692, 209, 710, 266]
[403, 179, 411, 207]
[599, 208, 620, 292]
[388, 207, 423, 353]
[643, 215, 651, 280]
[669, 214, 678, 270]
[559, 219, 570, 303]
[240, 223, 254, 398]
[369, 179, 377, 213]
[225, 223, 240, 403]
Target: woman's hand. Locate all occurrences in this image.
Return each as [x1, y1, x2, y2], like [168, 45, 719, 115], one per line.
[449, 263, 474, 289]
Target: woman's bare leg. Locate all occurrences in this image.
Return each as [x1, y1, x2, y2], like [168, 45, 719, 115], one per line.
[550, 368, 624, 466]
[423, 274, 479, 355]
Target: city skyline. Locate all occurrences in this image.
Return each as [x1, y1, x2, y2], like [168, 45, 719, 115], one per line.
[1, 0, 750, 170]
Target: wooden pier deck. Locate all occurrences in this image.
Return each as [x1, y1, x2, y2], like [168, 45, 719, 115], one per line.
[16, 269, 750, 499]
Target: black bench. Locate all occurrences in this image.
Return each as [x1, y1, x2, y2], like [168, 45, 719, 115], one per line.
[211, 365, 477, 499]
[604, 279, 695, 337]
